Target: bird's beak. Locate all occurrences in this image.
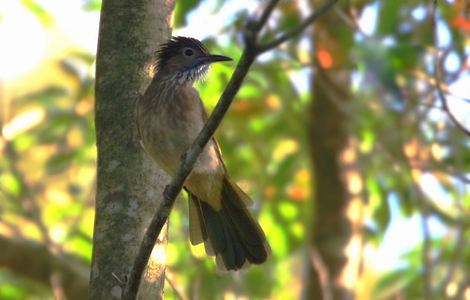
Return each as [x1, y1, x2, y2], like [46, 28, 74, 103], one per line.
[202, 54, 232, 64]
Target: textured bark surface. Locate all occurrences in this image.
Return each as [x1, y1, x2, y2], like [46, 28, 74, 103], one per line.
[90, 0, 175, 299]
[303, 1, 355, 300]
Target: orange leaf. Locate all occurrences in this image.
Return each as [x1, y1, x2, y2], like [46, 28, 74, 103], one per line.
[317, 50, 333, 69]
[452, 16, 470, 31]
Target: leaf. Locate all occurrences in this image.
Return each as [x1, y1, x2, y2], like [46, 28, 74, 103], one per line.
[21, 0, 53, 26]
[272, 154, 298, 189]
[83, 0, 101, 11]
[373, 267, 420, 299]
[0, 173, 22, 197]
[373, 193, 391, 232]
[376, 1, 402, 35]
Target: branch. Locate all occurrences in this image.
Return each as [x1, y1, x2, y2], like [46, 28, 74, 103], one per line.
[123, 48, 257, 300]
[123, 1, 338, 299]
[432, 0, 470, 136]
[0, 234, 89, 300]
[423, 196, 470, 228]
[309, 247, 333, 300]
[404, 161, 470, 228]
[434, 68, 470, 136]
[258, 0, 339, 53]
[247, 0, 281, 33]
[165, 271, 188, 300]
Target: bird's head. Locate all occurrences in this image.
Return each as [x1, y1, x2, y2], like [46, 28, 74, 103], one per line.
[156, 36, 232, 85]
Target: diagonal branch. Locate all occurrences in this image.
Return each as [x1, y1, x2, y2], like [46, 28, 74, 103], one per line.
[258, 0, 339, 53]
[122, 1, 338, 299]
[434, 66, 470, 136]
[248, 0, 281, 33]
[123, 47, 258, 300]
[432, 0, 470, 136]
[0, 234, 89, 300]
[165, 271, 188, 300]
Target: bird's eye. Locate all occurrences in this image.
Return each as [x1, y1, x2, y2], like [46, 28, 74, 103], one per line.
[184, 49, 194, 56]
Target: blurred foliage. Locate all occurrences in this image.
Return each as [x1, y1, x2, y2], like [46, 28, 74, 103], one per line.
[174, 0, 200, 27]
[0, 269, 50, 300]
[0, 0, 469, 299]
[0, 1, 96, 297]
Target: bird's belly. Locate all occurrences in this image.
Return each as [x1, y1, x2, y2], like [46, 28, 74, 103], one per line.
[142, 117, 191, 176]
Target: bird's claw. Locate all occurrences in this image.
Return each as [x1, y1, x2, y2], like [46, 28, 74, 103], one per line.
[163, 184, 172, 201]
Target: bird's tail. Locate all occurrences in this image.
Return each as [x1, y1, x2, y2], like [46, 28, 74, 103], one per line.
[188, 177, 270, 270]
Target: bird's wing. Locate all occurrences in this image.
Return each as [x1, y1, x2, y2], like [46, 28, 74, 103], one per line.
[199, 97, 228, 173]
[199, 96, 252, 206]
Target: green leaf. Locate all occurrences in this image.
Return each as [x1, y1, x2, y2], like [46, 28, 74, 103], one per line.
[278, 202, 298, 221]
[0, 173, 21, 197]
[376, 1, 401, 35]
[21, 0, 53, 26]
[373, 267, 420, 299]
[373, 195, 391, 232]
[83, 0, 102, 11]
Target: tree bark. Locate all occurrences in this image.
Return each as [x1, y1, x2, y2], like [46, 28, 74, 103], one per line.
[90, 0, 175, 299]
[303, 1, 356, 299]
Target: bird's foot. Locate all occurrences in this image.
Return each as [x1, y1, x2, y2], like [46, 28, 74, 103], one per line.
[163, 184, 172, 201]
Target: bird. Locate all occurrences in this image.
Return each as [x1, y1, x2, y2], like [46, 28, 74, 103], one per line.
[136, 36, 270, 270]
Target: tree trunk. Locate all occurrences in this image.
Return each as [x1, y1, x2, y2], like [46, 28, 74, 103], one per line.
[303, 1, 357, 299]
[90, 0, 175, 299]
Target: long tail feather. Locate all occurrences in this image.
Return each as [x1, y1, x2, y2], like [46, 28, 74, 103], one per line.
[188, 177, 270, 270]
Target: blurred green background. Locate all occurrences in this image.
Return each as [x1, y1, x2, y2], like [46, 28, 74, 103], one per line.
[0, 0, 469, 299]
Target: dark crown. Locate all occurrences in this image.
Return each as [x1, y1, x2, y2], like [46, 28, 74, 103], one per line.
[156, 36, 209, 70]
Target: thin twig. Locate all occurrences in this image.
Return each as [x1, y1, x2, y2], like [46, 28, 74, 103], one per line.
[404, 160, 470, 229]
[333, 5, 368, 37]
[165, 272, 188, 300]
[50, 272, 66, 300]
[434, 68, 470, 136]
[309, 247, 333, 300]
[258, 0, 339, 53]
[249, 0, 281, 33]
[432, 0, 470, 136]
[122, 1, 338, 298]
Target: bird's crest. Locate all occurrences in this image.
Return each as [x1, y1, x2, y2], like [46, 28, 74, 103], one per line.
[156, 36, 209, 70]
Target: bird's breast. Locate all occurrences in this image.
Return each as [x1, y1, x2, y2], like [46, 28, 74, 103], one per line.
[137, 86, 223, 177]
